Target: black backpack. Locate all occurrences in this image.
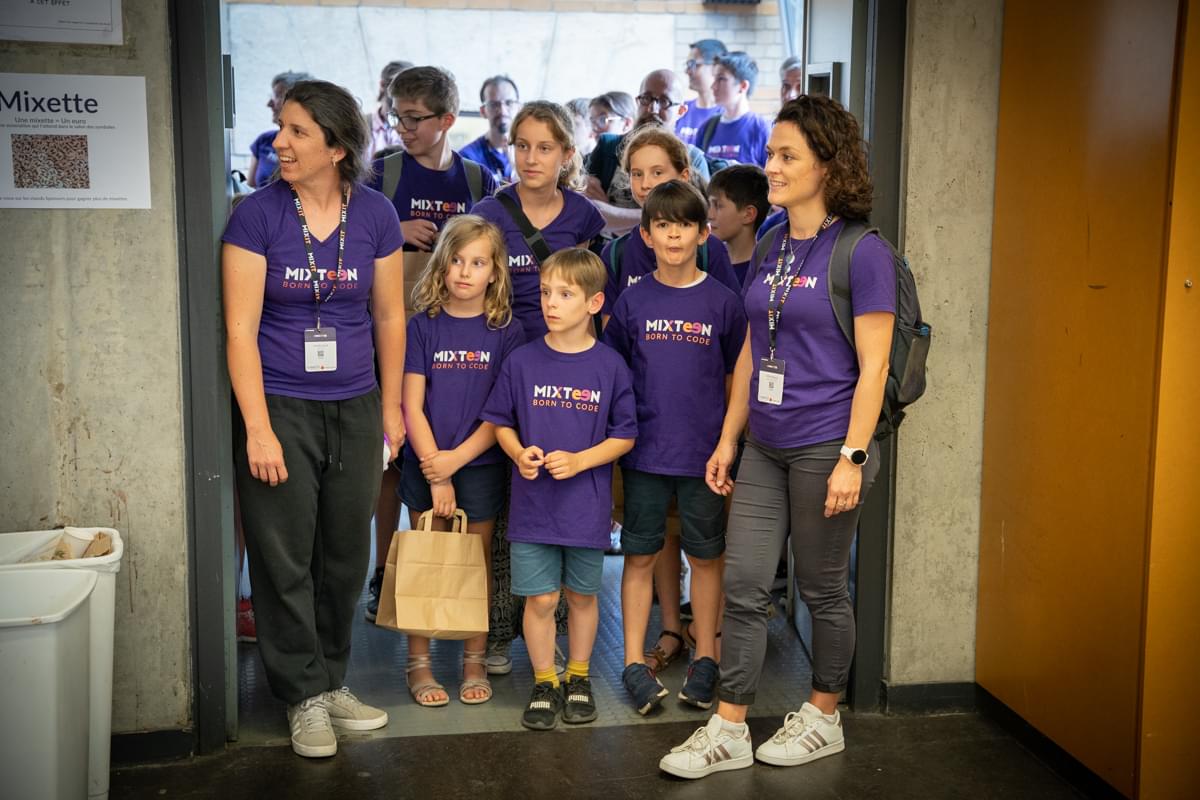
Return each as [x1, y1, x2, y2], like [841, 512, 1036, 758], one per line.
[753, 220, 931, 438]
[698, 115, 732, 175]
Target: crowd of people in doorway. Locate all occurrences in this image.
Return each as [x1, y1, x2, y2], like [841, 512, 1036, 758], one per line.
[222, 37, 896, 781]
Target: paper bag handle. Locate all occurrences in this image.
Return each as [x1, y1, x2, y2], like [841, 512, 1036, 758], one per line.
[415, 508, 470, 533]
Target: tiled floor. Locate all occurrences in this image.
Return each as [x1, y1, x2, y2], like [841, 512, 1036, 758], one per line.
[237, 554, 812, 745]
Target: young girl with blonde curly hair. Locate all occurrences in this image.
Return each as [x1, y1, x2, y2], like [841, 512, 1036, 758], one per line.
[399, 214, 525, 708]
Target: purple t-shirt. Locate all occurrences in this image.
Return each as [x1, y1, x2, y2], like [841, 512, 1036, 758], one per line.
[367, 152, 497, 247]
[704, 112, 770, 167]
[473, 186, 605, 342]
[221, 179, 405, 400]
[459, 135, 514, 184]
[601, 231, 741, 316]
[743, 221, 896, 448]
[403, 311, 525, 467]
[480, 338, 638, 549]
[732, 259, 751, 291]
[603, 275, 747, 477]
[676, 100, 722, 146]
[250, 130, 278, 188]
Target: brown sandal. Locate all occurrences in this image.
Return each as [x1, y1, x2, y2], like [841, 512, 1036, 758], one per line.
[681, 623, 722, 651]
[644, 630, 687, 674]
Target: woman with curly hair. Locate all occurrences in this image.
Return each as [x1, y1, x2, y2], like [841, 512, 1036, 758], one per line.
[660, 94, 896, 779]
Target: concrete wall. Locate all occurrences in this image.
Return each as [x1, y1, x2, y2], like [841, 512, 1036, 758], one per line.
[0, 1, 191, 731]
[227, 0, 789, 164]
[886, 0, 1004, 686]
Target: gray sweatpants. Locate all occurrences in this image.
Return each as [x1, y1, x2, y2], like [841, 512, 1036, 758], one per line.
[235, 389, 382, 705]
[718, 437, 879, 704]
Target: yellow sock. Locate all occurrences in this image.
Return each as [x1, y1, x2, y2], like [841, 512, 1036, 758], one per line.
[565, 660, 589, 680]
[533, 666, 559, 688]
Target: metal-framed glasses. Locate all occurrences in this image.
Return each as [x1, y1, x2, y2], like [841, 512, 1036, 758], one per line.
[589, 114, 619, 131]
[636, 94, 679, 111]
[386, 111, 440, 131]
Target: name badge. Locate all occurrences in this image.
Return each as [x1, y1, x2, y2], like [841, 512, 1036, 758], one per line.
[304, 327, 337, 372]
[758, 357, 785, 405]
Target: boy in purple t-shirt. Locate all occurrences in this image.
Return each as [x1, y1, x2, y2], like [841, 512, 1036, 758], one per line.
[603, 181, 746, 715]
[481, 249, 637, 731]
[698, 52, 771, 168]
[366, 66, 497, 253]
[708, 165, 771, 289]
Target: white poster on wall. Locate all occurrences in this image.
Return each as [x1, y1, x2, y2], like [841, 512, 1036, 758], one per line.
[0, 0, 123, 46]
[0, 73, 150, 209]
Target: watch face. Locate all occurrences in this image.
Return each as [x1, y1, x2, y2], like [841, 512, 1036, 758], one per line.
[850, 449, 867, 465]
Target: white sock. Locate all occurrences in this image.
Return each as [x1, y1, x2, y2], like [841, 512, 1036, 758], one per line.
[717, 714, 746, 734]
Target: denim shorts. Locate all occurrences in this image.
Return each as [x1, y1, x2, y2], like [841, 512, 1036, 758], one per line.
[510, 542, 605, 596]
[399, 457, 507, 522]
[620, 467, 727, 559]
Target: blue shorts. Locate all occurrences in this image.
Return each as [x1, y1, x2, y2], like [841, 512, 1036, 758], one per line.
[399, 457, 507, 522]
[510, 542, 605, 596]
[620, 468, 726, 559]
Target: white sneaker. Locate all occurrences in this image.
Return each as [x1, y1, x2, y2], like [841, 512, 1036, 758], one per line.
[754, 702, 845, 767]
[486, 641, 512, 675]
[322, 687, 388, 731]
[287, 696, 337, 758]
[659, 714, 754, 779]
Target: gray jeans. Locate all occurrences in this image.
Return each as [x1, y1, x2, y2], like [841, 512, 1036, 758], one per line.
[718, 437, 879, 704]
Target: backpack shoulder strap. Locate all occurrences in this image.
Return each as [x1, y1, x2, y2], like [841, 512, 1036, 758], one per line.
[699, 240, 709, 272]
[381, 151, 404, 200]
[827, 220, 878, 351]
[496, 191, 553, 265]
[609, 232, 629, 278]
[699, 115, 720, 152]
[463, 158, 484, 204]
[752, 223, 785, 276]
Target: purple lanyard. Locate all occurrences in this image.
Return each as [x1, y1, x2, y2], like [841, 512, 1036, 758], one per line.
[290, 183, 348, 330]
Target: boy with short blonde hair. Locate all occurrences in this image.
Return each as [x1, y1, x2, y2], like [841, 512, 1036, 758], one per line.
[481, 248, 638, 731]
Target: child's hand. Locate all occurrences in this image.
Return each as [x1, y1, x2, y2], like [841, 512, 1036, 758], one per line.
[399, 219, 438, 251]
[517, 446, 544, 480]
[419, 449, 462, 484]
[430, 480, 456, 519]
[705, 439, 738, 496]
[543, 450, 582, 481]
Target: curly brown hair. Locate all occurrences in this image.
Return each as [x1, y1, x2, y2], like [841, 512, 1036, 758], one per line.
[775, 95, 873, 221]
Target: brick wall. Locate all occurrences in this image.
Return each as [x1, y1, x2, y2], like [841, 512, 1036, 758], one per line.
[229, 0, 788, 115]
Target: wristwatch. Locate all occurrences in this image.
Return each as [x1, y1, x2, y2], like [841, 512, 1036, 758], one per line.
[840, 445, 868, 466]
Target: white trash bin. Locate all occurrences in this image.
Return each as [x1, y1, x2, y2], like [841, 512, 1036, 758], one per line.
[0, 568, 97, 800]
[0, 528, 123, 800]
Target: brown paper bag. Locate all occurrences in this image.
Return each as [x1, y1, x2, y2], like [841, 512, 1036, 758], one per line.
[375, 509, 489, 640]
[403, 251, 433, 320]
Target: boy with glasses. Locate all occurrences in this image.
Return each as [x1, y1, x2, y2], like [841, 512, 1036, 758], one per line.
[677, 38, 727, 145]
[460, 75, 521, 185]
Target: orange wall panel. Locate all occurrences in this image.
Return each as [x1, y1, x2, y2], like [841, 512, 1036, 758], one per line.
[977, 1, 1179, 796]
[1139, 4, 1200, 797]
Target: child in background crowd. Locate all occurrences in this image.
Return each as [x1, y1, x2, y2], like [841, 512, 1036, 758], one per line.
[474, 101, 605, 342]
[604, 180, 746, 715]
[698, 52, 770, 168]
[601, 126, 740, 318]
[677, 39, 727, 145]
[707, 165, 771, 288]
[482, 248, 638, 731]
[367, 66, 496, 253]
[399, 215, 524, 708]
[589, 91, 637, 138]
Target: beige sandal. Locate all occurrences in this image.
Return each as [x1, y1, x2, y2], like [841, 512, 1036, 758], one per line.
[406, 654, 448, 708]
[459, 649, 493, 705]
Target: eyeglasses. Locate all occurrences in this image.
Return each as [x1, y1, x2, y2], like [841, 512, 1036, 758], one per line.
[589, 114, 619, 131]
[685, 59, 712, 70]
[484, 99, 519, 113]
[386, 111, 440, 131]
[636, 94, 679, 110]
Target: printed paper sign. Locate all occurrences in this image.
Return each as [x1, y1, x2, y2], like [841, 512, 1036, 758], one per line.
[0, 0, 123, 46]
[0, 73, 150, 209]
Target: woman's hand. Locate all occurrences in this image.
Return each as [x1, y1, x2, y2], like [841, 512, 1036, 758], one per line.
[824, 458, 863, 518]
[705, 439, 738, 496]
[383, 406, 405, 462]
[431, 480, 456, 519]
[420, 448, 463, 484]
[247, 428, 288, 486]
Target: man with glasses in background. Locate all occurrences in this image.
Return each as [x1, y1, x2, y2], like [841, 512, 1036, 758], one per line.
[676, 38, 727, 145]
[460, 75, 521, 185]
